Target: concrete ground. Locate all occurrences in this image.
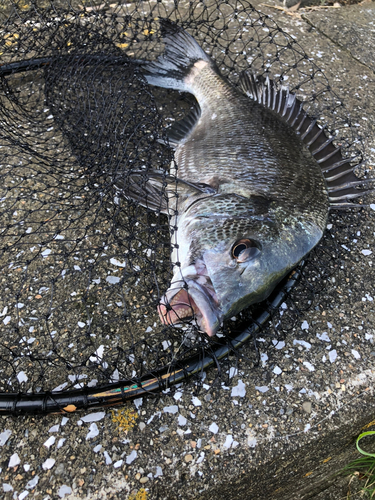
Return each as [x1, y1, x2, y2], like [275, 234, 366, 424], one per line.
[1, 1, 375, 499]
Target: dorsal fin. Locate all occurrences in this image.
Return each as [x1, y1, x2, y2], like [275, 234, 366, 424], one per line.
[239, 70, 373, 209]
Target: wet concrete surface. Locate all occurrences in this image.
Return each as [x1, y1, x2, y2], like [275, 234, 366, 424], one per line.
[303, 2, 375, 72]
[1, 1, 375, 500]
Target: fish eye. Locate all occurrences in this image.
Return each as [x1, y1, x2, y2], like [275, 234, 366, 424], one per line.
[231, 239, 261, 263]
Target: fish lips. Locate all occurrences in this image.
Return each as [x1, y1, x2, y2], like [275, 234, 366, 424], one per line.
[158, 275, 223, 337]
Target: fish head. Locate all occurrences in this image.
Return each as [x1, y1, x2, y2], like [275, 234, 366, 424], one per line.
[158, 194, 324, 336]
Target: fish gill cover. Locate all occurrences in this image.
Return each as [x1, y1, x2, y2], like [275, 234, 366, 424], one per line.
[0, 0, 372, 415]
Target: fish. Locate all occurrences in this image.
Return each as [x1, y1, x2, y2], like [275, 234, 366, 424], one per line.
[116, 19, 371, 337]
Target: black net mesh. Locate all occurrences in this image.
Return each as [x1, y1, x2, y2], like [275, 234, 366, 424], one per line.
[0, 0, 370, 414]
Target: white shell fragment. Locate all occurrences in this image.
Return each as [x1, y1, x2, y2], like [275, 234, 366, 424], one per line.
[8, 453, 21, 468]
[110, 258, 126, 267]
[57, 438, 66, 449]
[42, 458, 55, 470]
[303, 361, 315, 372]
[43, 436, 56, 449]
[163, 405, 179, 414]
[174, 391, 183, 401]
[26, 475, 39, 489]
[178, 415, 187, 426]
[155, 466, 163, 477]
[89, 345, 104, 363]
[317, 332, 330, 342]
[126, 450, 137, 464]
[86, 423, 100, 440]
[352, 349, 361, 359]
[209, 422, 219, 434]
[272, 340, 285, 350]
[231, 380, 246, 397]
[58, 485, 72, 498]
[133, 398, 143, 410]
[0, 430, 11, 446]
[329, 349, 337, 363]
[81, 411, 106, 423]
[294, 340, 311, 350]
[191, 397, 202, 406]
[223, 435, 234, 449]
[104, 451, 112, 465]
[3, 316, 11, 325]
[106, 276, 120, 284]
[255, 385, 269, 393]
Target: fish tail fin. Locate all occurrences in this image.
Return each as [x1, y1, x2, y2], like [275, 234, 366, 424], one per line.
[239, 70, 374, 209]
[142, 19, 212, 92]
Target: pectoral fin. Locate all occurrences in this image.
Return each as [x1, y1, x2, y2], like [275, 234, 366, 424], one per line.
[165, 99, 201, 148]
[114, 171, 216, 214]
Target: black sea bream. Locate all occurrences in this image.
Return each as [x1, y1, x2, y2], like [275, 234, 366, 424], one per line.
[119, 20, 369, 336]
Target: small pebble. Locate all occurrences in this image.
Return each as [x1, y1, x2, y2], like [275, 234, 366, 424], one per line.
[302, 402, 312, 413]
[139, 477, 149, 484]
[184, 454, 193, 463]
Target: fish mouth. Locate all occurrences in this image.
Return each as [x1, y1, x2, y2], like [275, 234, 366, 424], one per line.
[158, 267, 222, 337]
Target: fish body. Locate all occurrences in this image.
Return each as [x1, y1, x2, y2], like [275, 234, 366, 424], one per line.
[119, 20, 368, 336]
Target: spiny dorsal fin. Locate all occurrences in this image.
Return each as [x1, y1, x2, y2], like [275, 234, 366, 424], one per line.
[239, 70, 373, 209]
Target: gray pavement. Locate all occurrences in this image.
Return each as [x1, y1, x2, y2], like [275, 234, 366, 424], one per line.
[1, 2, 375, 500]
